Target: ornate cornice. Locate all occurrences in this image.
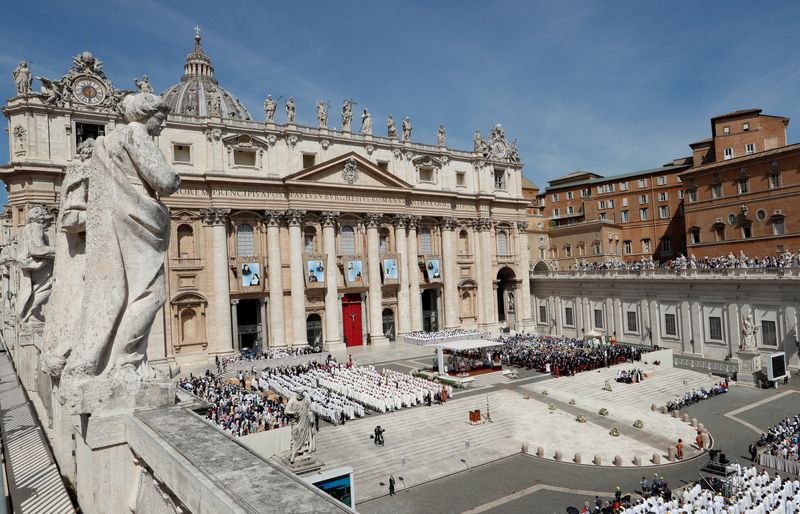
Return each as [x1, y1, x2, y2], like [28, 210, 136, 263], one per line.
[200, 208, 230, 226]
[363, 212, 384, 229]
[320, 211, 340, 228]
[284, 209, 306, 227]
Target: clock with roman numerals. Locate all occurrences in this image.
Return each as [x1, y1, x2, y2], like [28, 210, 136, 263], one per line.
[72, 76, 106, 105]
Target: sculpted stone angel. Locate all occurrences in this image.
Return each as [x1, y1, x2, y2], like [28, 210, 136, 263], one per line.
[16, 206, 55, 323]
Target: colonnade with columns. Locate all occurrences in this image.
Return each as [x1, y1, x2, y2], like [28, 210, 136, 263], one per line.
[173, 208, 533, 355]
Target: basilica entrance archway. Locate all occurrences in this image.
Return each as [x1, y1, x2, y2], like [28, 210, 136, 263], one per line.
[306, 313, 323, 349]
[496, 267, 517, 331]
[236, 298, 263, 352]
[342, 293, 363, 347]
[382, 308, 396, 341]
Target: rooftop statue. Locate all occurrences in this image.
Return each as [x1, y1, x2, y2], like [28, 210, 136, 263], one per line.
[360, 108, 372, 135]
[58, 92, 180, 383]
[387, 114, 397, 139]
[263, 94, 277, 122]
[341, 99, 354, 132]
[437, 124, 446, 147]
[402, 116, 412, 141]
[12, 61, 32, 96]
[286, 96, 296, 123]
[15, 206, 54, 323]
[134, 74, 154, 93]
[316, 100, 328, 128]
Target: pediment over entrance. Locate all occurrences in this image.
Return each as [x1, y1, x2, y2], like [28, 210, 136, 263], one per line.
[284, 152, 411, 189]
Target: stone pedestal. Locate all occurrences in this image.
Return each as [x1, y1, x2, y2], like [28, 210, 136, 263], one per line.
[275, 453, 323, 476]
[17, 320, 43, 392]
[734, 350, 762, 386]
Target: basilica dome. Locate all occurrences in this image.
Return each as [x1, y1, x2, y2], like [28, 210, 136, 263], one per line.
[161, 32, 251, 120]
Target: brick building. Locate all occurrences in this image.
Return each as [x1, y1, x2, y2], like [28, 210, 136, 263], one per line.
[681, 109, 800, 257]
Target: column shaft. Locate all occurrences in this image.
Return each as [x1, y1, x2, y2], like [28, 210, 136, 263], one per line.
[441, 218, 459, 328]
[287, 211, 307, 346]
[394, 218, 410, 335]
[202, 209, 233, 354]
[366, 214, 388, 345]
[516, 221, 532, 326]
[407, 217, 422, 332]
[265, 211, 285, 346]
[230, 300, 239, 350]
[321, 212, 343, 349]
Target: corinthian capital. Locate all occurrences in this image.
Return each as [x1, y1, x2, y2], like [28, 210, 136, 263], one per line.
[438, 216, 458, 231]
[517, 220, 529, 232]
[263, 209, 285, 227]
[200, 208, 230, 226]
[284, 209, 306, 227]
[363, 212, 384, 228]
[473, 217, 493, 232]
[320, 211, 339, 227]
[406, 215, 421, 230]
[392, 214, 409, 229]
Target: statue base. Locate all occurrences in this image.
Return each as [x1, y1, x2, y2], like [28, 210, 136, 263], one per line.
[63, 375, 175, 416]
[275, 453, 323, 476]
[17, 320, 44, 392]
[734, 350, 762, 387]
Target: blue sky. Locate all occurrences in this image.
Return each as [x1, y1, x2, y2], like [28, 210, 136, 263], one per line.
[2, 1, 800, 204]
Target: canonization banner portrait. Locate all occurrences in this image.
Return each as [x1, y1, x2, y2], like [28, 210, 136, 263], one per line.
[344, 258, 365, 287]
[241, 262, 262, 287]
[305, 257, 325, 288]
[424, 257, 442, 282]
[382, 255, 399, 285]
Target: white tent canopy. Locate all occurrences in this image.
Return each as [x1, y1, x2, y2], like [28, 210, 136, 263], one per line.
[434, 339, 502, 375]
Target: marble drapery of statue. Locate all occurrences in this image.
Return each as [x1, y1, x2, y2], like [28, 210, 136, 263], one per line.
[40, 139, 95, 377]
[0, 240, 17, 324]
[60, 92, 180, 383]
[387, 115, 397, 138]
[474, 129, 485, 153]
[741, 314, 759, 352]
[16, 206, 55, 323]
[263, 94, 277, 122]
[286, 96, 296, 123]
[341, 99, 353, 131]
[134, 75, 154, 93]
[12, 61, 33, 96]
[360, 108, 372, 135]
[402, 116, 412, 141]
[316, 100, 328, 128]
[437, 124, 446, 147]
[286, 391, 315, 464]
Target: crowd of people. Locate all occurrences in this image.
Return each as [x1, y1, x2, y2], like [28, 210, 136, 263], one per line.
[178, 371, 291, 437]
[561, 251, 800, 274]
[664, 382, 729, 412]
[222, 346, 320, 366]
[404, 328, 484, 344]
[498, 335, 643, 377]
[615, 368, 645, 384]
[577, 466, 800, 513]
[755, 414, 800, 463]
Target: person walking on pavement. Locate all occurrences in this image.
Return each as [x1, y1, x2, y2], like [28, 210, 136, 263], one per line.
[388, 475, 395, 496]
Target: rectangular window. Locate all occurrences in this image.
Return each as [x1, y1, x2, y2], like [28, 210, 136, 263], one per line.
[598, 200, 606, 210]
[620, 182, 629, 191]
[712, 184, 722, 199]
[564, 307, 574, 326]
[723, 126, 730, 135]
[621, 197, 629, 207]
[494, 169, 506, 189]
[608, 199, 615, 208]
[621, 211, 629, 222]
[567, 205, 574, 214]
[419, 229, 432, 254]
[75, 122, 105, 147]
[738, 179, 749, 194]
[173, 144, 191, 163]
[379, 234, 389, 253]
[661, 237, 672, 251]
[623, 240, 632, 254]
[420, 167, 434, 183]
[678, 190, 684, 199]
[608, 183, 615, 192]
[564, 245, 572, 257]
[639, 208, 648, 220]
[592, 242, 601, 254]
[638, 178, 648, 188]
[233, 149, 256, 167]
[659, 206, 669, 219]
[657, 176, 667, 185]
[642, 239, 651, 253]
[664, 313, 677, 336]
[690, 229, 700, 244]
[377, 161, 389, 172]
[745, 143, 755, 155]
[580, 188, 590, 198]
[687, 189, 697, 203]
[626, 311, 638, 332]
[594, 309, 604, 329]
[566, 191, 573, 200]
[742, 122, 749, 131]
[769, 173, 780, 189]
[539, 305, 547, 324]
[302, 153, 316, 168]
[639, 195, 648, 204]
[724, 148, 733, 160]
[598, 213, 607, 221]
[658, 192, 668, 202]
[742, 223, 752, 239]
[551, 193, 559, 202]
[773, 219, 785, 236]
[708, 316, 723, 340]
[553, 208, 560, 217]
[304, 234, 315, 253]
[761, 320, 777, 346]
[456, 172, 466, 186]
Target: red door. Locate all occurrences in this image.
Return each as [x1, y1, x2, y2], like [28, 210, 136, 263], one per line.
[342, 294, 363, 346]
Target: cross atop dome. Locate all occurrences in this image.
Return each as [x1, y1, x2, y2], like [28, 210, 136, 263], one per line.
[184, 28, 213, 79]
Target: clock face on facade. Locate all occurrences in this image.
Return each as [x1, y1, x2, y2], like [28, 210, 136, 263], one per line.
[72, 77, 106, 105]
[490, 140, 507, 159]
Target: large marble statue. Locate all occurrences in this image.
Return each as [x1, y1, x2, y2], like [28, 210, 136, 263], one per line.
[402, 116, 412, 141]
[59, 92, 180, 383]
[12, 61, 32, 96]
[741, 314, 759, 352]
[341, 99, 353, 131]
[286, 391, 315, 464]
[263, 94, 277, 122]
[437, 124, 446, 147]
[0, 240, 17, 324]
[316, 100, 328, 128]
[16, 206, 55, 323]
[40, 139, 95, 376]
[387, 115, 397, 138]
[134, 75, 154, 93]
[286, 96, 296, 123]
[360, 108, 372, 135]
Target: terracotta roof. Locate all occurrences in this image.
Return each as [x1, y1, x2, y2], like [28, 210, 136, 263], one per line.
[521, 176, 539, 190]
[679, 142, 800, 176]
[711, 108, 762, 120]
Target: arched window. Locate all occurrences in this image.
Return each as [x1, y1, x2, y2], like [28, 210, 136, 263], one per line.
[497, 230, 509, 256]
[379, 228, 391, 253]
[420, 227, 432, 254]
[458, 230, 470, 255]
[177, 224, 194, 258]
[181, 309, 197, 343]
[340, 225, 355, 254]
[236, 223, 255, 256]
[304, 227, 317, 253]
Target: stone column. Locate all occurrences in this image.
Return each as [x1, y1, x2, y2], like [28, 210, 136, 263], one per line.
[475, 218, 495, 329]
[393, 215, 411, 335]
[365, 213, 388, 345]
[286, 209, 307, 347]
[440, 217, 459, 329]
[201, 208, 233, 354]
[407, 215, 423, 332]
[230, 299, 239, 350]
[516, 221, 533, 327]
[264, 210, 286, 347]
[321, 212, 343, 350]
